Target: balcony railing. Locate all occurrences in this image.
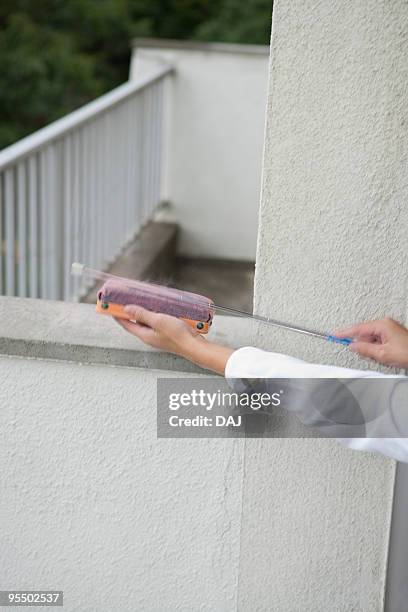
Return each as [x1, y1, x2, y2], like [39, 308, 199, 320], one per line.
[0, 63, 172, 301]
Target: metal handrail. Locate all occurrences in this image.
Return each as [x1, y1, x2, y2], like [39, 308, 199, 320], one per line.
[0, 64, 173, 170]
[0, 62, 173, 301]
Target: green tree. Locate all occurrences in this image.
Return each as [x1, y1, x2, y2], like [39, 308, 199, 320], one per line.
[0, 11, 103, 147]
[195, 0, 272, 45]
[0, 0, 272, 149]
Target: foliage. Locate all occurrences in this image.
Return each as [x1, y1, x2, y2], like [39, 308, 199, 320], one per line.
[195, 0, 272, 45]
[0, 0, 272, 149]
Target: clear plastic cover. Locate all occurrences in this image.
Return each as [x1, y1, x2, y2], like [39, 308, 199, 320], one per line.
[71, 263, 215, 324]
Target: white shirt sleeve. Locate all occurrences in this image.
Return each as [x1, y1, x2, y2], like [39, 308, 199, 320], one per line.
[225, 346, 408, 463]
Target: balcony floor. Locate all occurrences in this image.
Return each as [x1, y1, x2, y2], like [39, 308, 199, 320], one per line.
[171, 257, 254, 313]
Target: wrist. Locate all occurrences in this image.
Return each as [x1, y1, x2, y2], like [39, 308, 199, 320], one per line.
[181, 336, 234, 375]
[179, 335, 206, 360]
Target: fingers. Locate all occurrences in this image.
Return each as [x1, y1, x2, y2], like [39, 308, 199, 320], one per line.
[334, 324, 363, 338]
[114, 316, 156, 343]
[335, 319, 398, 343]
[123, 305, 160, 327]
[350, 340, 386, 363]
[335, 322, 377, 339]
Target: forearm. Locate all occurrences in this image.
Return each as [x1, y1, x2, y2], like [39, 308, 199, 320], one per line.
[182, 337, 234, 375]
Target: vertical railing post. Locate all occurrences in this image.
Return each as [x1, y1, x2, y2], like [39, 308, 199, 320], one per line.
[63, 135, 72, 300]
[5, 168, 15, 296]
[28, 156, 39, 298]
[71, 130, 81, 300]
[17, 162, 27, 297]
[156, 80, 164, 207]
[40, 145, 59, 299]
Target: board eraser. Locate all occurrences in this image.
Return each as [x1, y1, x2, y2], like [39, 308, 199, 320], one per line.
[96, 278, 214, 333]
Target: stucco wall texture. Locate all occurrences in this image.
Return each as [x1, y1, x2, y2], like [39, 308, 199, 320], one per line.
[244, 1, 408, 610]
[255, 0, 408, 366]
[0, 356, 244, 612]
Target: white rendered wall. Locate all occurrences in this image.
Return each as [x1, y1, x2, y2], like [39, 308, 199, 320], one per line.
[0, 356, 243, 612]
[130, 42, 269, 261]
[239, 0, 408, 610]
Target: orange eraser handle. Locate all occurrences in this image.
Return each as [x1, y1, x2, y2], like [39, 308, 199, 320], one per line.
[96, 300, 210, 334]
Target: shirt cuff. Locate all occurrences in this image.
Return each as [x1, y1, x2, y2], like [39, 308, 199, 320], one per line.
[225, 346, 401, 379]
[225, 346, 299, 378]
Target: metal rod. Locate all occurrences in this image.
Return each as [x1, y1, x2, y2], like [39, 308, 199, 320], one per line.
[215, 304, 332, 340]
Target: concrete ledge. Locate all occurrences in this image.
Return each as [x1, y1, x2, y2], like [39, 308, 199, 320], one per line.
[132, 38, 269, 56]
[0, 297, 252, 374]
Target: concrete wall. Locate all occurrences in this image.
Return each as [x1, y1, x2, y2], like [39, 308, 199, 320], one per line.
[0, 297, 245, 612]
[245, 0, 408, 609]
[0, 299, 399, 612]
[0, 356, 244, 612]
[0, 357, 242, 612]
[254, 1, 408, 366]
[130, 40, 269, 261]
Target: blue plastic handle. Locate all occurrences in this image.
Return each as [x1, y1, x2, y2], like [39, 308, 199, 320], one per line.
[326, 335, 353, 346]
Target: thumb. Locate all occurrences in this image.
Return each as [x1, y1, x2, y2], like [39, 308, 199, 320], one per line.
[350, 340, 385, 363]
[124, 305, 159, 327]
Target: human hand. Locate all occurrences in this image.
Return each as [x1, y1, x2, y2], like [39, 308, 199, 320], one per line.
[114, 305, 234, 375]
[335, 318, 408, 369]
[114, 305, 203, 358]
